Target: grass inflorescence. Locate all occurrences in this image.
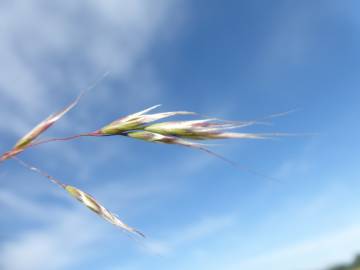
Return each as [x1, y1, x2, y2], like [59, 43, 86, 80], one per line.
[0, 79, 298, 238]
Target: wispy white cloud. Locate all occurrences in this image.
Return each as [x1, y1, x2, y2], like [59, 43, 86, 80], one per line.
[0, 0, 183, 137]
[143, 214, 236, 256]
[0, 187, 103, 270]
[233, 225, 360, 270]
[0, 190, 62, 221]
[0, 209, 105, 270]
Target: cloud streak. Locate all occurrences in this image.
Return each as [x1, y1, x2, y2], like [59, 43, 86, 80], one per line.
[0, 0, 181, 137]
[143, 214, 236, 256]
[234, 225, 360, 270]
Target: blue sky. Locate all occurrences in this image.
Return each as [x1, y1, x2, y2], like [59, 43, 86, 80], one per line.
[0, 1, 360, 269]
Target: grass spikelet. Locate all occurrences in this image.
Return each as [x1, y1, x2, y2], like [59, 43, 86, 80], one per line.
[100, 105, 195, 135]
[143, 119, 288, 140]
[65, 185, 145, 238]
[124, 130, 203, 148]
[14, 91, 85, 150]
[13, 157, 144, 238]
[124, 130, 281, 182]
[0, 92, 84, 162]
[1, 71, 109, 161]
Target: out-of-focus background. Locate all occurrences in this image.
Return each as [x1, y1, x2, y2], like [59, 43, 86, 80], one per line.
[0, 1, 359, 270]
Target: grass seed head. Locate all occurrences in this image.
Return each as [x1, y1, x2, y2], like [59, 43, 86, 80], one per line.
[14, 94, 82, 149]
[143, 119, 274, 140]
[99, 105, 195, 135]
[125, 130, 203, 148]
[65, 185, 145, 238]
[0, 92, 83, 162]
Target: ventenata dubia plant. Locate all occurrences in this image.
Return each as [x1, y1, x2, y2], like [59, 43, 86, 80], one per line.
[0, 80, 294, 238]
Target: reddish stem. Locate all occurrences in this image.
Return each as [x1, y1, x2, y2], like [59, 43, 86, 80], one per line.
[28, 131, 103, 147]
